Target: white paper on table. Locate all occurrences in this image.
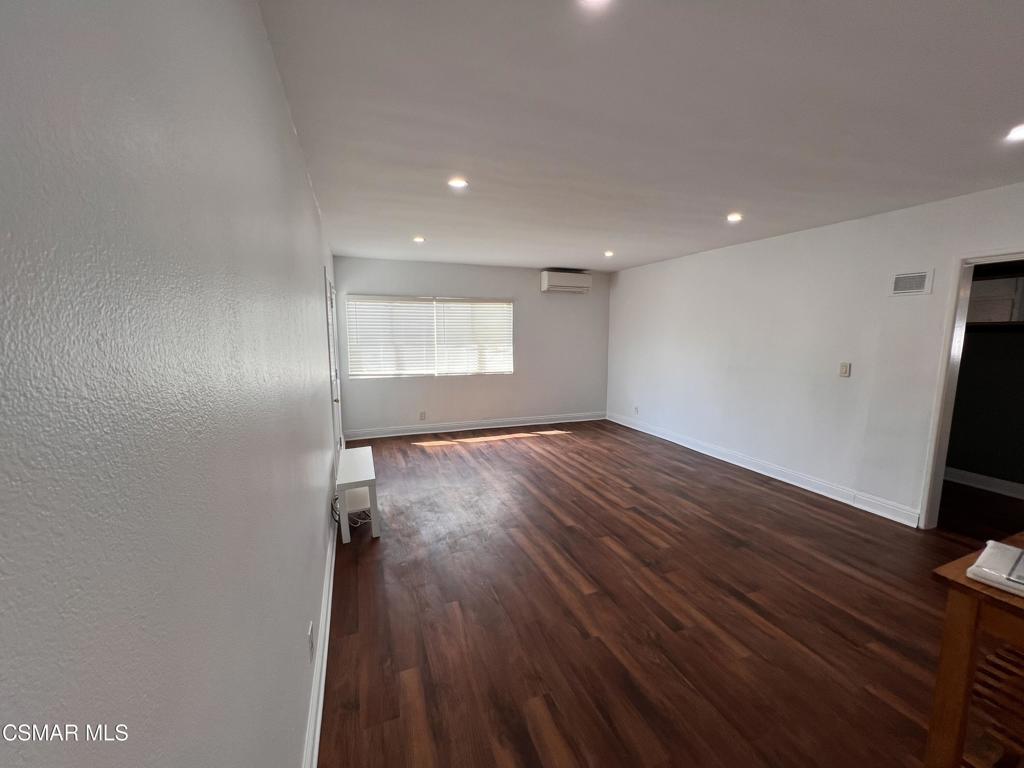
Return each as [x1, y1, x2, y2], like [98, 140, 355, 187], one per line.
[966, 540, 1024, 598]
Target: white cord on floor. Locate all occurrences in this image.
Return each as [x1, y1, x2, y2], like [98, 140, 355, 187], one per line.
[348, 510, 373, 527]
[331, 495, 372, 527]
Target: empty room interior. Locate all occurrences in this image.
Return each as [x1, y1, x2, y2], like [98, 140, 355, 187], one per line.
[6, 2, 1024, 767]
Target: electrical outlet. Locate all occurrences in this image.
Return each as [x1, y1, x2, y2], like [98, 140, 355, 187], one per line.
[307, 620, 316, 661]
[839, 362, 852, 378]
[419, 410, 426, 421]
[634, 406, 639, 416]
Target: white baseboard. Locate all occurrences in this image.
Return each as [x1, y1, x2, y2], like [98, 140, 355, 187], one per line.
[606, 413, 920, 528]
[945, 467, 1024, 501]
[302, 524, 337, 768]
[344, 411, 606, 441]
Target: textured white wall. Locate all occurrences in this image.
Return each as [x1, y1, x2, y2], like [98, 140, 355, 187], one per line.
[335, 257, 610, 437]
[0, 2, 335, 767]
[607, 182, 1024, 526]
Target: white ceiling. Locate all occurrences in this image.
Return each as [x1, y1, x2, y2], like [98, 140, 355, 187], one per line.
[260, 0, 1024, 272]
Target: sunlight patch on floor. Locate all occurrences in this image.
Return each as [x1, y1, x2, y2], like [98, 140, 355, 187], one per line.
[412, 429, 572, 447]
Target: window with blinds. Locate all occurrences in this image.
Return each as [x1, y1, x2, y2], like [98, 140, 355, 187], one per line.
[345, 295, 513, 378]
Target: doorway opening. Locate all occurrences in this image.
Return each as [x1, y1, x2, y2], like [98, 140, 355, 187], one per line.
[928, 257, 1024, 543]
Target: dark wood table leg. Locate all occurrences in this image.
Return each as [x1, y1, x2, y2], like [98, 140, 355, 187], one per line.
[924, 589, 981, 768]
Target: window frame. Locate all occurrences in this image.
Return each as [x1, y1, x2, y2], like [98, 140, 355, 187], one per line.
[343, 293, 515, 380]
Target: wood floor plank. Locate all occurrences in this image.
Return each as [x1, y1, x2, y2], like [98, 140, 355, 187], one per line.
[398, 667, 436, 768]
[508, 525, 599, 596]
[318, 420, 974, 768]
[522, 694, 584, 768]
[419, 600, 495, 768]
[357, 558, 400, 729]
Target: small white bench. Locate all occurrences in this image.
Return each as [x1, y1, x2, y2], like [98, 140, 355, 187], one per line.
[334, 446, 380, 543]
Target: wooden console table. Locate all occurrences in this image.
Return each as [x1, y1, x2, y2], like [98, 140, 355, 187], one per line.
[925, 533, 1024, 767]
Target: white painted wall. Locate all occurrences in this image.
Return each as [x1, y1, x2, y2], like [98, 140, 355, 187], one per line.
[607, 182, 1024, 526]
[0, 2, 335, 767]
[335, 257, 609, 437]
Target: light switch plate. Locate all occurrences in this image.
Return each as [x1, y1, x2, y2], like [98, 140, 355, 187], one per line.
[839, 362, 852, 378]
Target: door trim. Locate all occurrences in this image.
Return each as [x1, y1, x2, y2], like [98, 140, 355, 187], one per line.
[324, 266, 343, 455]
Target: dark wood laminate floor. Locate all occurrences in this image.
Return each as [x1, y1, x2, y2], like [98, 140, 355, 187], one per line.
[318, 420, 973, 768]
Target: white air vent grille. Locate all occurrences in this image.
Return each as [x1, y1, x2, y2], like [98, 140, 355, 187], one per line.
[890, 270, 933, 296]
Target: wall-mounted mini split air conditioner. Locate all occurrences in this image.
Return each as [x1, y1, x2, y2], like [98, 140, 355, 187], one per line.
[541, 270, 592, 294]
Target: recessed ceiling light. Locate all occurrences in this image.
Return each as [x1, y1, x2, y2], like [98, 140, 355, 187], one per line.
[412, 236, 425, 243]
[604, 250, 615, 258]
[726, 212, 744, 224]
[579, 0, 613, 11]
[447, 176, 469, 190]
[1006, 124, 1024, 143]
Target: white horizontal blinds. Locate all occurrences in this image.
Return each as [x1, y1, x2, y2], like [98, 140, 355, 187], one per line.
[345, 295, 514, 378]
[346, 296, 436, 378]
[435, 299, 514, 375]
